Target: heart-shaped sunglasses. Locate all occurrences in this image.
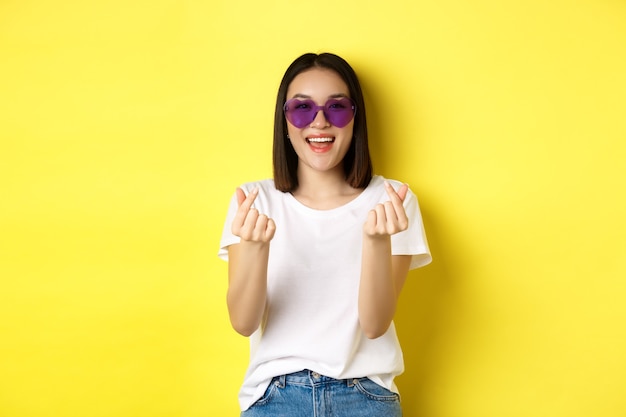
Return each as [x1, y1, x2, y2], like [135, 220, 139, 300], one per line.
[283, 97, 356, 128]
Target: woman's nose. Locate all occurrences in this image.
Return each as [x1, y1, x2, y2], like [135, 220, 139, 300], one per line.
[309, 109, 330, 128]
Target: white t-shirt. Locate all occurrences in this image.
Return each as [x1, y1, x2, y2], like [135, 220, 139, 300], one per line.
[218, 175, 431, 411]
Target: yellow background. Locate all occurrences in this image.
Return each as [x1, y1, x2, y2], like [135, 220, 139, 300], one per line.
[1, 1, 625, 416]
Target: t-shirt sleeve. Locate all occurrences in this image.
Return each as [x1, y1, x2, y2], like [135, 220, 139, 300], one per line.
[391, 187, 432, 269]
[217, 190, 241, 262]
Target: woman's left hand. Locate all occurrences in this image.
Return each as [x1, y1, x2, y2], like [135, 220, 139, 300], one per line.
[363, 181, 409, 237]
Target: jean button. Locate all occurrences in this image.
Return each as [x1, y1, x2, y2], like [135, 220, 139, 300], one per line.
[312, 372, 320, 379]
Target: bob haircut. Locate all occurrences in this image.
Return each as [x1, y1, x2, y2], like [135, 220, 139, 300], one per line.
[273, 53, 373, 192]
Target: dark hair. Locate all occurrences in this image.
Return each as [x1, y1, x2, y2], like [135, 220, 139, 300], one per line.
[273, 53, 373, 192]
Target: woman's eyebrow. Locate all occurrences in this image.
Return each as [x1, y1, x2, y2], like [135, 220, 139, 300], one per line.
[290, 93, 349, 99]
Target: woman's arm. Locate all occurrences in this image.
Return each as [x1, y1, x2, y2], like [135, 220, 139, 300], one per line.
[358, 182, 412, 339]
[359, 240, 411, 339]
[226, 188, 276, 336]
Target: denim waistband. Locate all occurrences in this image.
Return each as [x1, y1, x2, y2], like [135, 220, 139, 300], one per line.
[276, 370, 360, 388]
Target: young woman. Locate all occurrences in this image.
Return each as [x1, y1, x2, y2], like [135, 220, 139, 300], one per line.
[219, 52, 431, 416]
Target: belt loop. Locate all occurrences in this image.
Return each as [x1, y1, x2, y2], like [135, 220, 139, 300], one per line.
[277, 374, 286, 388]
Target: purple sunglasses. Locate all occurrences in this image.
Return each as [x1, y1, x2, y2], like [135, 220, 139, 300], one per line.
[284, 97, 356, 128]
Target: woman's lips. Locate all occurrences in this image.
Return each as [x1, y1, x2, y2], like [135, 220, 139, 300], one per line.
[306, 136, 335, 153]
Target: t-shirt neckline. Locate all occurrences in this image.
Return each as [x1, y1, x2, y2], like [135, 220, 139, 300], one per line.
[283, 175, 383, 216]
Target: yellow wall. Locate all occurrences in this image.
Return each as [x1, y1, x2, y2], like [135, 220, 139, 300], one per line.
[1, 1, 625, 416]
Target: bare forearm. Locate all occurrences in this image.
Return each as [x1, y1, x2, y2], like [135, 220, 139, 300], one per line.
[359, 181, 413, 338]
[227, 242, 270, 336]
[358, 235, 397, 339]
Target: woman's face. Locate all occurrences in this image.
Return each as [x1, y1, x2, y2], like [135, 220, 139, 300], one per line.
[285, 68, 354, 177]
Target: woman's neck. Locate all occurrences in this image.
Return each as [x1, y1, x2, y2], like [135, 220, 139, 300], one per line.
[291, 167, 363, 210]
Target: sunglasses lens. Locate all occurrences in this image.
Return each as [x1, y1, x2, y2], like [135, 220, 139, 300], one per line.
[324, 98, 355, 128]
[284, 99, 317, 128]
[284, 98, 355, 128]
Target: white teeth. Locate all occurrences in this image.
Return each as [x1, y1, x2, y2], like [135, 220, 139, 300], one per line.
[307, 137, 334, 143]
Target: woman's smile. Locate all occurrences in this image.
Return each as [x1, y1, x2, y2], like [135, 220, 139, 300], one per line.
[306, 135, 335, 152]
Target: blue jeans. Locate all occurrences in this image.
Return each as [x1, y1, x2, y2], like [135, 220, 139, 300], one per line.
[241, 370, 402, 417]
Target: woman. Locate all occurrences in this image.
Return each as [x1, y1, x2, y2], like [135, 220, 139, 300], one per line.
[219, 52, 431, 416]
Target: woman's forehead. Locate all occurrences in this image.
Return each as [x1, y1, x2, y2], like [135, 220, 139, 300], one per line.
[287, 68, 349, 100]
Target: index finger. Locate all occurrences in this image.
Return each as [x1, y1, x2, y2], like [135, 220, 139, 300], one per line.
[235, 187, 258, 210]
[384, 181, 408, 203]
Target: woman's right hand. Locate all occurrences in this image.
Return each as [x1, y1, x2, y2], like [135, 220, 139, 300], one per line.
[231, 187, 276, 243]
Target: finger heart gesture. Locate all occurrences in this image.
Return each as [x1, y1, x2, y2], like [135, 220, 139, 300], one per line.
[364, 181, 409, 237]
[231, 188, 276, 243]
